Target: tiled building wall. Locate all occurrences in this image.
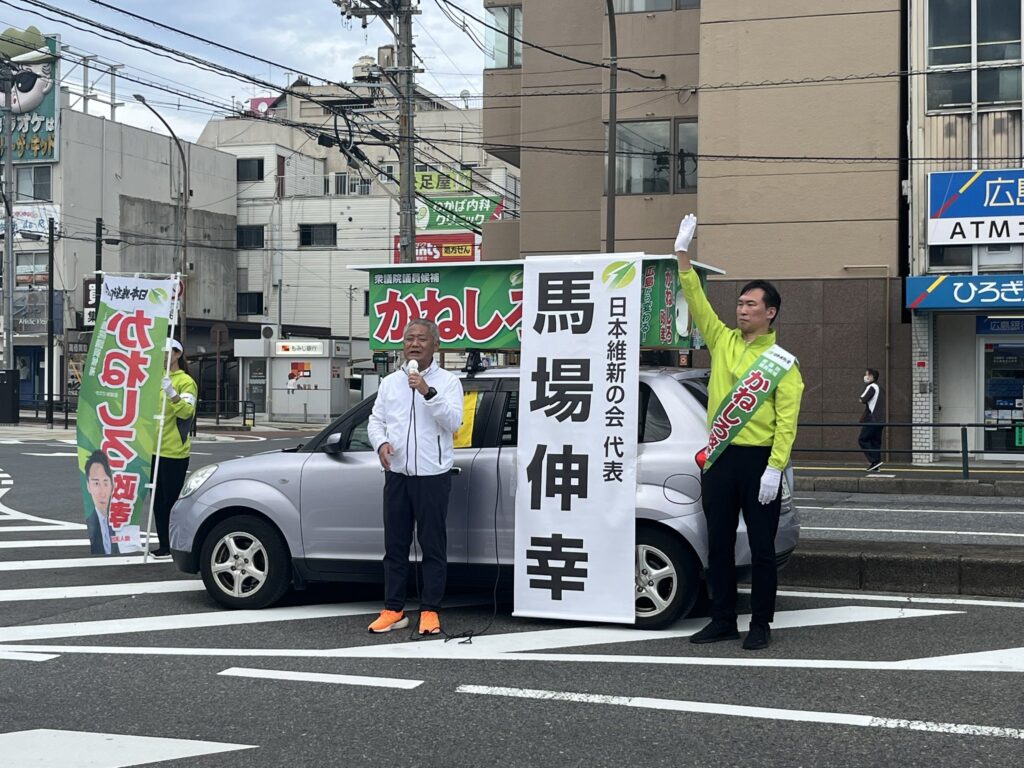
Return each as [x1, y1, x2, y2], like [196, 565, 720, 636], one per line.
[691, 277, 912, 463]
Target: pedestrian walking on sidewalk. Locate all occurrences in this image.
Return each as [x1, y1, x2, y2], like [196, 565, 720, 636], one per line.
[859, 368, 885, 472]
[150, 339, 197, 557]
[675, 214, 804, 651]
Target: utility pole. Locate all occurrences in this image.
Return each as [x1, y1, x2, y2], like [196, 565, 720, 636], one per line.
[46, 217, 54, 428]
[605, 0, 618, 253]
[335, 0, 420, 264]
[2, 63, 15, 376]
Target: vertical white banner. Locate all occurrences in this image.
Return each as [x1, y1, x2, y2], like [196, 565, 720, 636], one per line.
[514, 254, 642, 623]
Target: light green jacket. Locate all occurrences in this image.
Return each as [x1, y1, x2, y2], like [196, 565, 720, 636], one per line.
[680, 268, 804, 470]
[160, 369, 197, 459]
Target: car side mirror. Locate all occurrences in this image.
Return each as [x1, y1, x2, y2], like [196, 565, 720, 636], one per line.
[324, 433, 344, 454]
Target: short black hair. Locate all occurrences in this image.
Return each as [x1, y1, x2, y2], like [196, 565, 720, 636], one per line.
[866, 368, 880, 382]
[84, 450, 112, 480]
[738, 280, 782, 325]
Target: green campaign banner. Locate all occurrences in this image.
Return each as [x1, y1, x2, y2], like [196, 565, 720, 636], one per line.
[415, 195, 503, 230]
[367, 257, 713, 350]
[369, 265, 523, 350]
[76, 276, 177, 555]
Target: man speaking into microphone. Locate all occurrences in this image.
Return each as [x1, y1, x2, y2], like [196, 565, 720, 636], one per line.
[367, 318, 464, 635]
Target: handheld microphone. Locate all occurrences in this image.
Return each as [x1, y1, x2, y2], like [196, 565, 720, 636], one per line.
[407, 359, 419, 375]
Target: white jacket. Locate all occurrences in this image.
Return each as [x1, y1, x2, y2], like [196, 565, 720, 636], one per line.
[367, 360, 464, 476]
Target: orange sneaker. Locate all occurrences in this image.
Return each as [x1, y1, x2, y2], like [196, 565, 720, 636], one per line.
[368, 609, 408, 633]
[419, 610, 441, 636]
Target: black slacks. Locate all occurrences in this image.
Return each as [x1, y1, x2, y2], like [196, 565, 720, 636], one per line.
[858, 424, 884, 465]
[382, 470, 452, 612]
[701, 445, 781, 626]
[151, 455, 190, 551]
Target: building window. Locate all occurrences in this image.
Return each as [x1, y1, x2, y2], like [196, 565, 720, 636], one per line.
[928, 244, 973, 269]
[363, 289, 370, 316]
[928, 1, 1022, 110]
[15, 251, 46, 285]
[15, 165, 51, 202]
[237, 157, 264, 182]
[609, 120, 672, 194]
[236, 225, 265, 249]
[378, 164, 397, 183]
[485, 6, 522, 69]
[676, 120, 698, 192]
[237, 292, 265, 316]
[359, 178, 372, 196]
[299, 223, 337, 247]
[334, 172, 349, 196]
[613, 0, 673, 11]
[677, 0, 700, 7]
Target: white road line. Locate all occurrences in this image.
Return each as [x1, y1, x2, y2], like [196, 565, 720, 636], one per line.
[23, 452, 77, 457]
[0, 730, 255, 767]
[0, 524, 85, 532]
[219, 667, 423, 689]
[749, 588, 1024, 610]
[0, 602, 385, 642]
[0, 556, 166, 571]
[803, 526, 1024, 538]
[0, 536, 153, 549]
[0, 580, 205, 603]
[801, 505, 1024, 517]
[0, 487, 87, 528]
[0, 650, 58, 662]
[456, 685, 1024, 740]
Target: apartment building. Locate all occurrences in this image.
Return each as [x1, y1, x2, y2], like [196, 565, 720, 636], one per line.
[481, 1, 912, 458]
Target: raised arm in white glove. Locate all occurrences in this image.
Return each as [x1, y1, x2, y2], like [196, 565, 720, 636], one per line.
[675, 213, 697, 253]
[162, 376, 177, 400]
[757, 466, 782, 505]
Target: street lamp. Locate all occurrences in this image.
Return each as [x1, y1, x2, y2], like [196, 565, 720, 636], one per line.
[132, 94, 189, 345]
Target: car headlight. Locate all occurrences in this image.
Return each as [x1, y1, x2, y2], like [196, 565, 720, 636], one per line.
[180, 464, 218, 498]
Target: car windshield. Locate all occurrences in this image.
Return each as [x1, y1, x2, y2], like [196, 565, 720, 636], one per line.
[678, 376, 709, 410]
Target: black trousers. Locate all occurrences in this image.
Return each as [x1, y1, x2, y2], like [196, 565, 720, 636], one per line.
[858, 424, 884, 465]
[701, 445, 781, 626]
[383, 471, 451, 612]
[151, 456, 190, 551]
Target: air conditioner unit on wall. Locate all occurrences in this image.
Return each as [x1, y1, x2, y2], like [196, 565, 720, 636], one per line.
[260, 324, 278, 341]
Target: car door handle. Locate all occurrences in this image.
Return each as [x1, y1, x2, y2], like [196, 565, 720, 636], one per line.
[449, 467, 462, 475]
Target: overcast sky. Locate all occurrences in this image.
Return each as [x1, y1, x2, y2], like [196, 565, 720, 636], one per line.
[2, 0, 486, 141]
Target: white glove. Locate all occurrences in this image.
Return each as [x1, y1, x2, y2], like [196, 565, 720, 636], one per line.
[162, 377, 177, 399]
[674, 213, 697, 252]
[757, 466, 782, 505]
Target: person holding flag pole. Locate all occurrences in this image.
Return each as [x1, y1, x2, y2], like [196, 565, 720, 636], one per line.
[675, 214, 804, 650]
[144, 282, 197, 559]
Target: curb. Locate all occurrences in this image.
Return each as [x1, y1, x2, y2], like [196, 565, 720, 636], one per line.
[781, 540, 1024, 599]
[796, 476, 1024, 497]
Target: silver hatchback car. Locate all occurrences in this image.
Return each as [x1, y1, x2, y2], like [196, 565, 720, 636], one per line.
[170, 367, 799, 630]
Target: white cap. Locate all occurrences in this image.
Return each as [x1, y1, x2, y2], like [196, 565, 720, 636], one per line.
[169, 339, 183, 353]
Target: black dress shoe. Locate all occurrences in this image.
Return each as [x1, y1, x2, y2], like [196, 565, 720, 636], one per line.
[742, 622, 771, 650]
[690, 620, 740, 644]
[150, 548, 171, 557]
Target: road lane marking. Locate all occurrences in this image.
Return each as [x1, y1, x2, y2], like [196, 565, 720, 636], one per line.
[23, 452, 77, 457]
[801, 505, 1024, 517]
[750, 588, 1024, 610]
[0, 580, 205, 603]
[0, 536, 153, 549]
[0, 487, 88, 528]
[456, 685, 1024, 740]
[0, 524, 85, 532]
[0, 650, 58, 661]
[0, 556, 167, 571]
[0, 602, 385, 642]
[0, 730, 255, 767]
[219, 667, 423, 689]
[803, 526, 1024, 538]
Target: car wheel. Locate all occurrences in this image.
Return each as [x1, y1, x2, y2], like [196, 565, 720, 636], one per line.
[634, 526, 700, 630]
[200, 516, 291, 609]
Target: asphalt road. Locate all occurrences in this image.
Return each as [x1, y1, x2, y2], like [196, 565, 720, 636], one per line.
[0, 433, 1022, 766]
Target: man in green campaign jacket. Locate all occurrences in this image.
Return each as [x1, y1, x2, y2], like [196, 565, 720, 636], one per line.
[675, 214, 804, 650]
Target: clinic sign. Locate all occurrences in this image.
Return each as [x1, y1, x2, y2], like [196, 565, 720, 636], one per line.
[907, 274, 1024, 310]
[415, 195, 503, 230]
[0, 26, 59, 164]
[929, 169, 1024, 245]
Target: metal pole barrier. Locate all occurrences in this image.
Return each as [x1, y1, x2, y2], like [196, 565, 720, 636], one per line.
[961, 425, 970, 479]
[64, 399, 69, 429]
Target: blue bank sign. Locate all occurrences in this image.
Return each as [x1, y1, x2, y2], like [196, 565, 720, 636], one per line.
[906, 274, 1024, 310]
[929, 169, 1024, 245]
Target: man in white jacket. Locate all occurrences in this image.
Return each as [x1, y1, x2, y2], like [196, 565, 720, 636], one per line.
[366, 318, 464, 635]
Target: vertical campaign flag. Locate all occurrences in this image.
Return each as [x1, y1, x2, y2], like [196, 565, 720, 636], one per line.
[514, 254, 642, 623]
[76, 276, 177, 555]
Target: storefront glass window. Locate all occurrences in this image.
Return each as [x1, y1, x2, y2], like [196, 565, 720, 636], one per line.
[983, 342, 1024, 452]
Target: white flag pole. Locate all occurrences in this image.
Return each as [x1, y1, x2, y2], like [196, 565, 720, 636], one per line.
[143, 274, 181, 563]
